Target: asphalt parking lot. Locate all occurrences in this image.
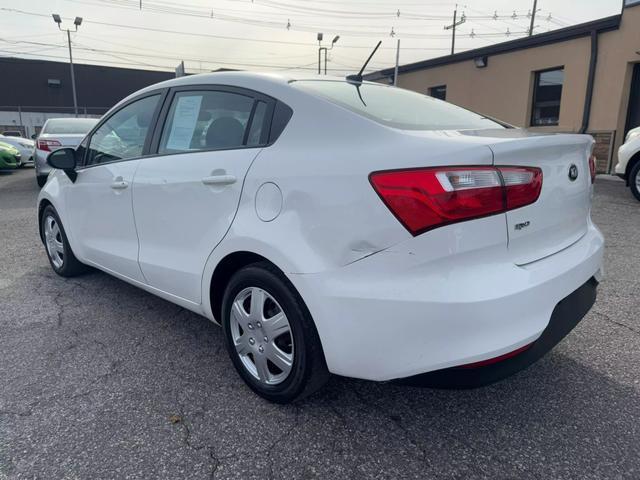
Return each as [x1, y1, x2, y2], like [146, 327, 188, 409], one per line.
[1, 168, 639, 479]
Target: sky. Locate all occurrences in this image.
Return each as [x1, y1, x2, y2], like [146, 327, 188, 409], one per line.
[0, 0, 622, 76]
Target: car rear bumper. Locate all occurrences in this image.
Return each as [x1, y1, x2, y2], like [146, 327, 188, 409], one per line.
[34, 150, 50, 176]
[399, 276, 598, 388]
[292, 221, 604, 382]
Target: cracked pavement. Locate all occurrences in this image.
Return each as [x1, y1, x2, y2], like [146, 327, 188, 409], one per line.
[1, 169, 639, 479]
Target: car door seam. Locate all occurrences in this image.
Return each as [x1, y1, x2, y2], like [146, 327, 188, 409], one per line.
[200, 148, 265, 300]
[130, 158, 150, 284]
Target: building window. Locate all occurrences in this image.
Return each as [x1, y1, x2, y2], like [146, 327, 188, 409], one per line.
[531, 68, 564, 126]
[429, 85, 447, 101]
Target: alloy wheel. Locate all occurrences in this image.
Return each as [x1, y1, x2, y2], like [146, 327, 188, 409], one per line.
[229, 287, 294, 385]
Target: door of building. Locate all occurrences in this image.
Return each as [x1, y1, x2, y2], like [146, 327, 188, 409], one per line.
[625, 63, 640, 134]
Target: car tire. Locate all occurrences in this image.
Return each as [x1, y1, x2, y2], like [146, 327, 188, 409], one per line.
[41, 205, 90, 277]
[37, 175, 47, 188]
[630, 162, 640, 202]
[221, 262, 329, 404]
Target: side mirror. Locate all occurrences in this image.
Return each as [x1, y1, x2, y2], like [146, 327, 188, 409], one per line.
[46, 148, 77, 182]
[31, 134, 37, 139]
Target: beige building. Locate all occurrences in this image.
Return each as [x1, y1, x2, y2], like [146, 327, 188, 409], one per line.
[367, 1, 640, 173]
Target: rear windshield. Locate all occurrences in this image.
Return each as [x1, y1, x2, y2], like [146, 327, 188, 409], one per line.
[43, 118, 97, 135]
[291, 80, 505, 131]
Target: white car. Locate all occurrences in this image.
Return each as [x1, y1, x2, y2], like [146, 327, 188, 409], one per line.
[37, 72, 604, 403]
[34, 118, 98, 187]
[615, 126, 640, 201]
[0, 134, 34, 167]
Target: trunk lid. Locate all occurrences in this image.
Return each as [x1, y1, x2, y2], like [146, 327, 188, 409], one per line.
[462, 130, 593, 265]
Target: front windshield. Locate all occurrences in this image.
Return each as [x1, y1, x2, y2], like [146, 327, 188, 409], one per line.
[292, 80, 505, 131]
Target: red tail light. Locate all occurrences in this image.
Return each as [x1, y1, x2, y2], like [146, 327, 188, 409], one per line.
[37, 139, 62, 152]
[500, 167, 543, 210]
[369, 166, 542, 236]
[588, 154, 597, 184]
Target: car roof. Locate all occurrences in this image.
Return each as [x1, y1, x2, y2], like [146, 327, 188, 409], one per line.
[120, 71, 380, 106]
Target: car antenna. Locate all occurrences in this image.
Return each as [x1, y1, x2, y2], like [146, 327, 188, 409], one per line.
[346, 40, 382, 85]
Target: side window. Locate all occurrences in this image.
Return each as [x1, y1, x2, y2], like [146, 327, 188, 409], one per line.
[158, 90, 255, 154]
[86, 94, 160, 166]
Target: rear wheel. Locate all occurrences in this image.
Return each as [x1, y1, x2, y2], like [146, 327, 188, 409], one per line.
[630, 162, 640, 202]
[37, 175, 47, 188]
[41, 205, 89, 277]
[221, 262, 329, 403]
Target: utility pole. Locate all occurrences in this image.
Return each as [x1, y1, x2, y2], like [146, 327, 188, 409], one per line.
[53, 14, 82, 117]
[529, 0, 538, 36]
[393, 39, 400, 86]
[444, 5, 466, 55]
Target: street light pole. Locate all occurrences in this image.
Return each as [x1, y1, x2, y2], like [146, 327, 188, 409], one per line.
[317, 33, 339, 75]
[317, 33, 323, 74]
[53, 14, 82, 117]
[66, 29, 78, 118]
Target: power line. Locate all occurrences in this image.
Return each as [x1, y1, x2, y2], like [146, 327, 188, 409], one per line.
[0, 38, 381, 72]
[0, 50, 185, 71]
[2, 7, 529, 45]
[80, 0, 529, 38]
[100, 0, 539, 24]
[0, 8, 315, 46]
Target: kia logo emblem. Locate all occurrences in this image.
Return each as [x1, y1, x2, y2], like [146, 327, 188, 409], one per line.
[568, 164, 579, 181]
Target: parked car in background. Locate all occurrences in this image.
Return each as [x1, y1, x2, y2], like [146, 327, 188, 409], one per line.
[2, 130, 24, 138]
[38, 73, 604, 403]
[0, 141, 20, 170]
[0, 135, 34, 167]
[35, 118, 98, 187]
[615, 126, 640, 201]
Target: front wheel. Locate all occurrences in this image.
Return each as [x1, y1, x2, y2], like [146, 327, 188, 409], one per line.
[221, 263, 329, 403]
[41, 205, 90, 277]
[629, 162, 640, 202]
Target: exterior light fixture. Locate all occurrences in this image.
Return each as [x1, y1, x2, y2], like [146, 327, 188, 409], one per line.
[474, 55, 488, 68]
[52, 13, 81, 116]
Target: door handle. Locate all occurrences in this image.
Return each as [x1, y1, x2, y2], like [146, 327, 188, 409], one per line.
[110, 179, 129, 190]
[201, 174, 237, 186]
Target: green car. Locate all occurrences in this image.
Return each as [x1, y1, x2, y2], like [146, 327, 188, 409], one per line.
[0, 141, 20, 169]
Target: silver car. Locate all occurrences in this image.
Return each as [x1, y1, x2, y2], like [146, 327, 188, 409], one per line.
[0, 135, 35, 167]
[35, 118, 98, 187]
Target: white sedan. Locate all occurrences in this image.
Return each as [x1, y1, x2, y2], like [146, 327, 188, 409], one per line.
[38, 72, 604, 403]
